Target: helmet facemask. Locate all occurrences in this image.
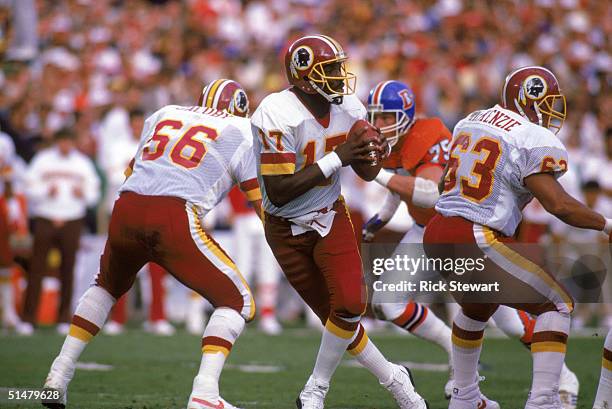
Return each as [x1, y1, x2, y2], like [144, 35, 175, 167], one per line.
[537, 94, 566, 135]
[308, 58, 356, 104]
[368, 109, 413, 148]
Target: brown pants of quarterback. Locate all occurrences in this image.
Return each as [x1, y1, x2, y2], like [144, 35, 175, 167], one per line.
[264, 199, 366, 329]
[424, 214, 574, 321]
[95, 192, 254, 321]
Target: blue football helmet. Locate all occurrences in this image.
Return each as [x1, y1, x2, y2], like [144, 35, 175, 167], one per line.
[367, 80, 416, 148]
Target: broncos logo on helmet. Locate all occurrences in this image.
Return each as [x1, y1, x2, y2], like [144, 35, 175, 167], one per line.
[367, 80, 417, 148]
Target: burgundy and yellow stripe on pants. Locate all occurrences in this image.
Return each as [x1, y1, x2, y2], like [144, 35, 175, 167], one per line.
[69, 315, 101, 343]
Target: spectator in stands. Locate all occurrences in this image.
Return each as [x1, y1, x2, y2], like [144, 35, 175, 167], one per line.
[18, 127, 100, 336]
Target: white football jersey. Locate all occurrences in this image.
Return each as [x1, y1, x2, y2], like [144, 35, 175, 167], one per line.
[436, 105, 568, 236]
[0, 131, 16, 196]
[251, 89, 366, 218]
[120, 105, 257, 216]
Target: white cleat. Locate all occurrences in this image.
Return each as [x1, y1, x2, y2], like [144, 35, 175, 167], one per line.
[143, 319, 175, 336]
[558, 365, 578, 409]
[103, 320, 124, 335]
[525, 389, 562, 409]
[296, 375, 328, 409]
[381, 364, 428, 409]
[258, 316, 282, 335]
[188, 395, 242, 409]
[42, 357, 74, 409]
[2, 308, 20, 329]
[56, 323, 70, 336]
[445, 378, 454, 400]
[445, 366, 455, 399]
[449, 382, 500, 409]
[15, 321, 34, 336]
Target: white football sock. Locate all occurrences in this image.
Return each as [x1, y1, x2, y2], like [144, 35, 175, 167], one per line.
[452, 310, 487, 389]
[594, 329, 612, 407]
[52, 286, 115, 376]
[194, 307, 245, 398]
[530, 311, 570, 397]
[348, 324, 394, 383]
[311, 318, 357, 385]
[410, 307, 452, 357]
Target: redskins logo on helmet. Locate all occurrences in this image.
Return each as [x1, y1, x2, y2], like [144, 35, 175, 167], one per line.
[291, 46, 314, 72]
[198, 79, 250, 118]
[502, 66, 566, 135]
[521, 75, 548, 102]
[285, 34, 356, 104]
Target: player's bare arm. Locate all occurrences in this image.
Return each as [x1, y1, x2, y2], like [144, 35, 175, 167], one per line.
[263, 136, 374, 207]
[524, 172, 609, 232]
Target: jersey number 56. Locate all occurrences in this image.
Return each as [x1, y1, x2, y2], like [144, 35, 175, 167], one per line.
[142, 119, 218, 169]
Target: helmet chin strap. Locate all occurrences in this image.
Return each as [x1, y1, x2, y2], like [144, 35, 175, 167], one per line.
[513, 98, 543, 127]
[310, 80, 343, 105]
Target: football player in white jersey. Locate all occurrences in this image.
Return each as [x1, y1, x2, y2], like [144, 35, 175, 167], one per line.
[42, 104, 263, 409]
[200, 78, 283, 335]
[0, 131, 20, 328]
[251, 34, 426, 409]
[424, 66, 612, 409]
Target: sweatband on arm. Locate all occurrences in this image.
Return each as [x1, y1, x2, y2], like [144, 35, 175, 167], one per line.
[317, 151, 343, 178]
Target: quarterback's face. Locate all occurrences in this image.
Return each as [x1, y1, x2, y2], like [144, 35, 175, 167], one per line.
[372, 112, 396, 136]
[322, 62, 344, 93]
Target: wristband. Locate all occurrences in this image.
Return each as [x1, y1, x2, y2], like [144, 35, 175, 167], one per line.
[604, 218, 612, 235]
[375, 169, 394, 187]
[412, 177, 440, 208]
[317, 151, 342, 178]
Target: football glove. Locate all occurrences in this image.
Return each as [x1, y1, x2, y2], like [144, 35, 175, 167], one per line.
[362, 214, 387, 242]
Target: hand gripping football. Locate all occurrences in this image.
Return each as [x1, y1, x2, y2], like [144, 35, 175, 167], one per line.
[348, 119, 383, 181]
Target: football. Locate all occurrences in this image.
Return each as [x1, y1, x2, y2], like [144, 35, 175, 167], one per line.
[348, 119, 383, 182]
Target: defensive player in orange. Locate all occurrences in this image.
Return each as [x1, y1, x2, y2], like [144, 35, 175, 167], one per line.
[363, 80, 458, 396]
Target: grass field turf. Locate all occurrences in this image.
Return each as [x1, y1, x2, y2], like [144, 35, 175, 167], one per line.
[0, 327, 604, 409]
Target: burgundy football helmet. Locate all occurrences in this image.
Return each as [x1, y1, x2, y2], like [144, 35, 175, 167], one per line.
[501, 66, 566, 134]
[198, 79, 250, 117]
[284, 34, 356, 104]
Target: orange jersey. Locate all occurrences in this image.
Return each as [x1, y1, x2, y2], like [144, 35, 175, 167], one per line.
[382, 118, 451, 226]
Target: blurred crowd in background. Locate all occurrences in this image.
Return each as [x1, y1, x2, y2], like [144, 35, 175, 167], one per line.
[0, 0, 610, 334]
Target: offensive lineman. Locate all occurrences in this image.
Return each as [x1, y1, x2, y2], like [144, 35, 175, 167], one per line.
[251, 34, 427, 409]
[42, 103, 262, 409]
[363, 80, 579, 407]
[200, 78, 283, 335]
[424, 66, 612, 409]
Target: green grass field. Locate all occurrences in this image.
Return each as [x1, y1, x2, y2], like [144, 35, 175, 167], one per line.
[0, 327, 604, 409]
